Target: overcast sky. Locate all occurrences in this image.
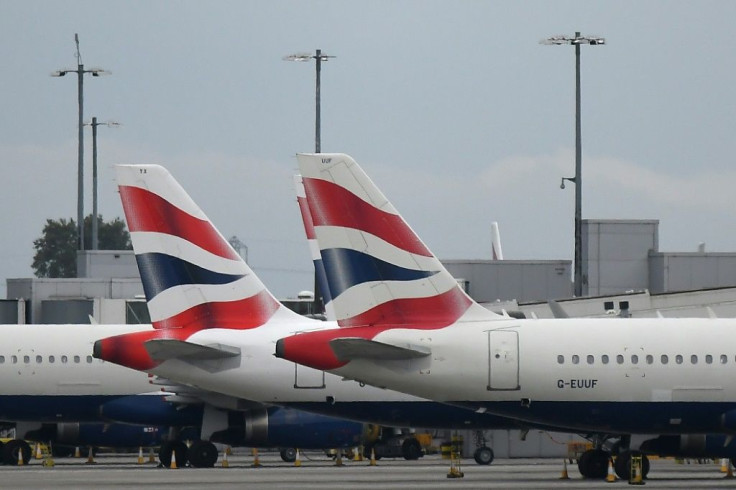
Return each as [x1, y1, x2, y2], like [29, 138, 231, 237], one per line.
[1, 1, 735, 299]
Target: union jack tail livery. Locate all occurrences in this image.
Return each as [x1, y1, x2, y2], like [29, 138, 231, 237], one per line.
[294, 175, 335, 321]
[296, 153, 501, 328]
[116, 164, 304, 330]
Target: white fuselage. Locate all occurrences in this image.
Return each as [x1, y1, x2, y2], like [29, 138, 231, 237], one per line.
[325, 317, 736, 433]
[0, 324, 159, 421]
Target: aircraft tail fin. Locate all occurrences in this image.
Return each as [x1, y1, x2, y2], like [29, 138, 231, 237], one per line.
[115, 164, 301, 331]
[296, 153, 501, 328]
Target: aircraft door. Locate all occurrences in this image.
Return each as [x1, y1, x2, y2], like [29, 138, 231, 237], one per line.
[487, 330, 520, 391]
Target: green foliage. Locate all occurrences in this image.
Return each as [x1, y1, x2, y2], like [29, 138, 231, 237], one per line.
[32, 215, 132, 278]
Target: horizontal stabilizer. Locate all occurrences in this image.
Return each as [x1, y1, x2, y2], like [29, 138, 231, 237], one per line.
[145, 339, 240, 361]
[329, 337, 430, 362]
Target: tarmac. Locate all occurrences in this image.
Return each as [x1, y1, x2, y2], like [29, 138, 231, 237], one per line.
[2, 451, 736, 489]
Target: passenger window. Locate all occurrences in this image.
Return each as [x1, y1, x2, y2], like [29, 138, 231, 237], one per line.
[721, 355, 728, 364]
[646, 355, 653, 365]
[676, 355, 683, 364]
[23, 356, 29, 364]
[86, 356, 93, 363]
[73, 355, 80, 364]
[49, 355, 55, 364]
[557, 355, 564, 364]
[587, 355, 594, 365]
[11, 355, 17, 364]
[572, 355, 579, 365]
[601, 355, 609, 364]
[616, 355, 624, 364]
[661, 355, 669, 365]
[706, 355, 713, 364]
[691, 355, 698, 364]
[35, 355, 42, 364]
[631, 355, 639, 365]
[61, 355, 68, 364]
[0, 355, 4, 364]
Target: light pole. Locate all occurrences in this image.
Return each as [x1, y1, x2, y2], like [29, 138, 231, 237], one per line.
[86, 117, 120, 250]
[284, 49, 335, 315]
[52, 33, 110, 252]
[283, 49, 335, 152]
[541, 32, 605, 297]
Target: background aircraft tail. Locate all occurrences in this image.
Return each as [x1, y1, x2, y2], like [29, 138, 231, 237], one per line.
[294, 175, 336, 321]
[115, 164, 301, 331]
[295, 153, 500, 327]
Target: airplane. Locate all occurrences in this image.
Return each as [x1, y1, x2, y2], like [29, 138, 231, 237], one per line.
[275, 152, 736, 478]
[93, 163, 736, 478]
[93, 163, 570, 466]
[0, 323, 367, 466]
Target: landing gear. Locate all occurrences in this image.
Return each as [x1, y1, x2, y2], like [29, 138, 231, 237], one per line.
[473, 446, 494, 465]
[280, 447, 297, 463]
[2, 439, 31, 465]
[401, 438, 423, 460]
[187, 440, 218, 468]
[614, 450, 650, 480]
[577, 449, 609, 479]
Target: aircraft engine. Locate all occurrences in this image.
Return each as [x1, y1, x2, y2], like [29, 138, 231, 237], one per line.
[209, 406, 365, 449]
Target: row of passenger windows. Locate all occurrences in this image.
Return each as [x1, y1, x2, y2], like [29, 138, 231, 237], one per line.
[557, 354, 729, 366]
[0, 355, 96, 365]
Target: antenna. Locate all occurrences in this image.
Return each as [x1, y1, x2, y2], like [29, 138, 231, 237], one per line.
[74, 33, 82, 65]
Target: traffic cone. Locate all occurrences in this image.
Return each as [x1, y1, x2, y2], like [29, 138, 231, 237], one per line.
[251, 448, 262, 468]
[369, 447, 377, 466]
[335, 449, 343, 467]
[17, 447, 24, 466]
[85, 447, 96, 464]
[726, 460, 734, 479]
[721, 458, 729, 473]
[606, 459, 617, 482]
[353, 446, 363, 462]
[148, 447, 156, 463]
[559, 459, 570, 479]
[74, 446, 81, 458]
[294, 448, 301, 467]
[222, 449, 229, 468]
[34, 443, 43, 459]
[137, 446, 144, 464]
[169, 448, 177, 469]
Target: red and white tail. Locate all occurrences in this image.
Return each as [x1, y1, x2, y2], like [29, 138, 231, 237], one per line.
[115, 164, 303, 330]
[296, 153, 500, 327]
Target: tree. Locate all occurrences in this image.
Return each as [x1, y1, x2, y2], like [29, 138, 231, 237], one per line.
[32, 215, 132, 278]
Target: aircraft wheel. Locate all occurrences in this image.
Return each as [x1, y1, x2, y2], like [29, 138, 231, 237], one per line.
[187, 440, 218, 468]
[577, 449, 609, 479]
[401, 438, 422, 460]
[3, 439, 31, 465]
[280, 447, 297, 463]
[473, 446, 494, 465]
[159, 440, 188, 468]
